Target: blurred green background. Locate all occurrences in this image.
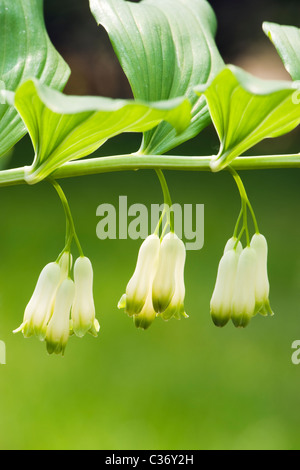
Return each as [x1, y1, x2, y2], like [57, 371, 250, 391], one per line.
[0, 0, 300, 451]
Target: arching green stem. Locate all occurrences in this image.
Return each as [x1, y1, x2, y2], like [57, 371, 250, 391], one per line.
[0, 154, 300, 188]
[233, 207, 243, 239]
[228, 167, 260, 242]
[155, 169, 174, 233]
[50, 179, 84, 258]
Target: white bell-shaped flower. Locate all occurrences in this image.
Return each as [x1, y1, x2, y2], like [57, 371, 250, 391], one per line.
[224, 237, 243, 254]
[231, 247, 257, 328]
[250, 233, 274, 316]
[46, 278, 75, 356]
[14, 262, 61, 340]
[134, 291, 157, 330]
[59, 252, 73, 282]
[210, 247, 241, 327]
[152, 232, 183, 314]
[120, 234, 160, 316]
[159, 236, 187, 321]
[71, 257, 100, 338]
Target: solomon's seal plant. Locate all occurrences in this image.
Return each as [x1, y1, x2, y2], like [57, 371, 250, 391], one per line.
[1, 0, 300, 355]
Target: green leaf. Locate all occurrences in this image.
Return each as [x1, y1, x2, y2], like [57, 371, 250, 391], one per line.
[13, 79, 191, 184]
[0, 0, 70, 158]
[195, 65, 300, 172]
[263, 22, 300, 81]
[90, 0, 224, 155]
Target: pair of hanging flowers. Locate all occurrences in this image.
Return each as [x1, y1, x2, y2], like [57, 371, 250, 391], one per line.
[118, 231, 187, 330]
[210, 234, 273, 328]
[210, 168, 274, 328]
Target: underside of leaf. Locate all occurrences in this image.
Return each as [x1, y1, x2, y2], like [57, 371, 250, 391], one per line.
[14, 79, 191, 184]
[195, 65, 300, 171]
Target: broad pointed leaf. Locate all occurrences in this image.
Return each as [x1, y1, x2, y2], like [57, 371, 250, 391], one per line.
[90, 0, 224, 155]
[0, 0, 70, 158]
[263, 22, 300, 81]
[195, 66, 300, 172]
[12, 79, 191, 184]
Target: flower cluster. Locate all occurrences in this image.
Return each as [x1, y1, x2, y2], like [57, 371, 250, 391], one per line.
[210, 234, 273, 328]
[14, 253, 100, 355]
[118, 232, 187, 329]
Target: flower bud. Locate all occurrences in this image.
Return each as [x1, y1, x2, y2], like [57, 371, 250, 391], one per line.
[159, 236, 187, 321]
[231, 247, 257, 328]
[14, 262, 61, 340]
[152, 232, 183, 314]
[71, 257, 100, 338]
[210, 248, 240, 327]
[120, 234, 160, 316]
[250, 234, 274, 316]
[46, 278, 75, 356]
